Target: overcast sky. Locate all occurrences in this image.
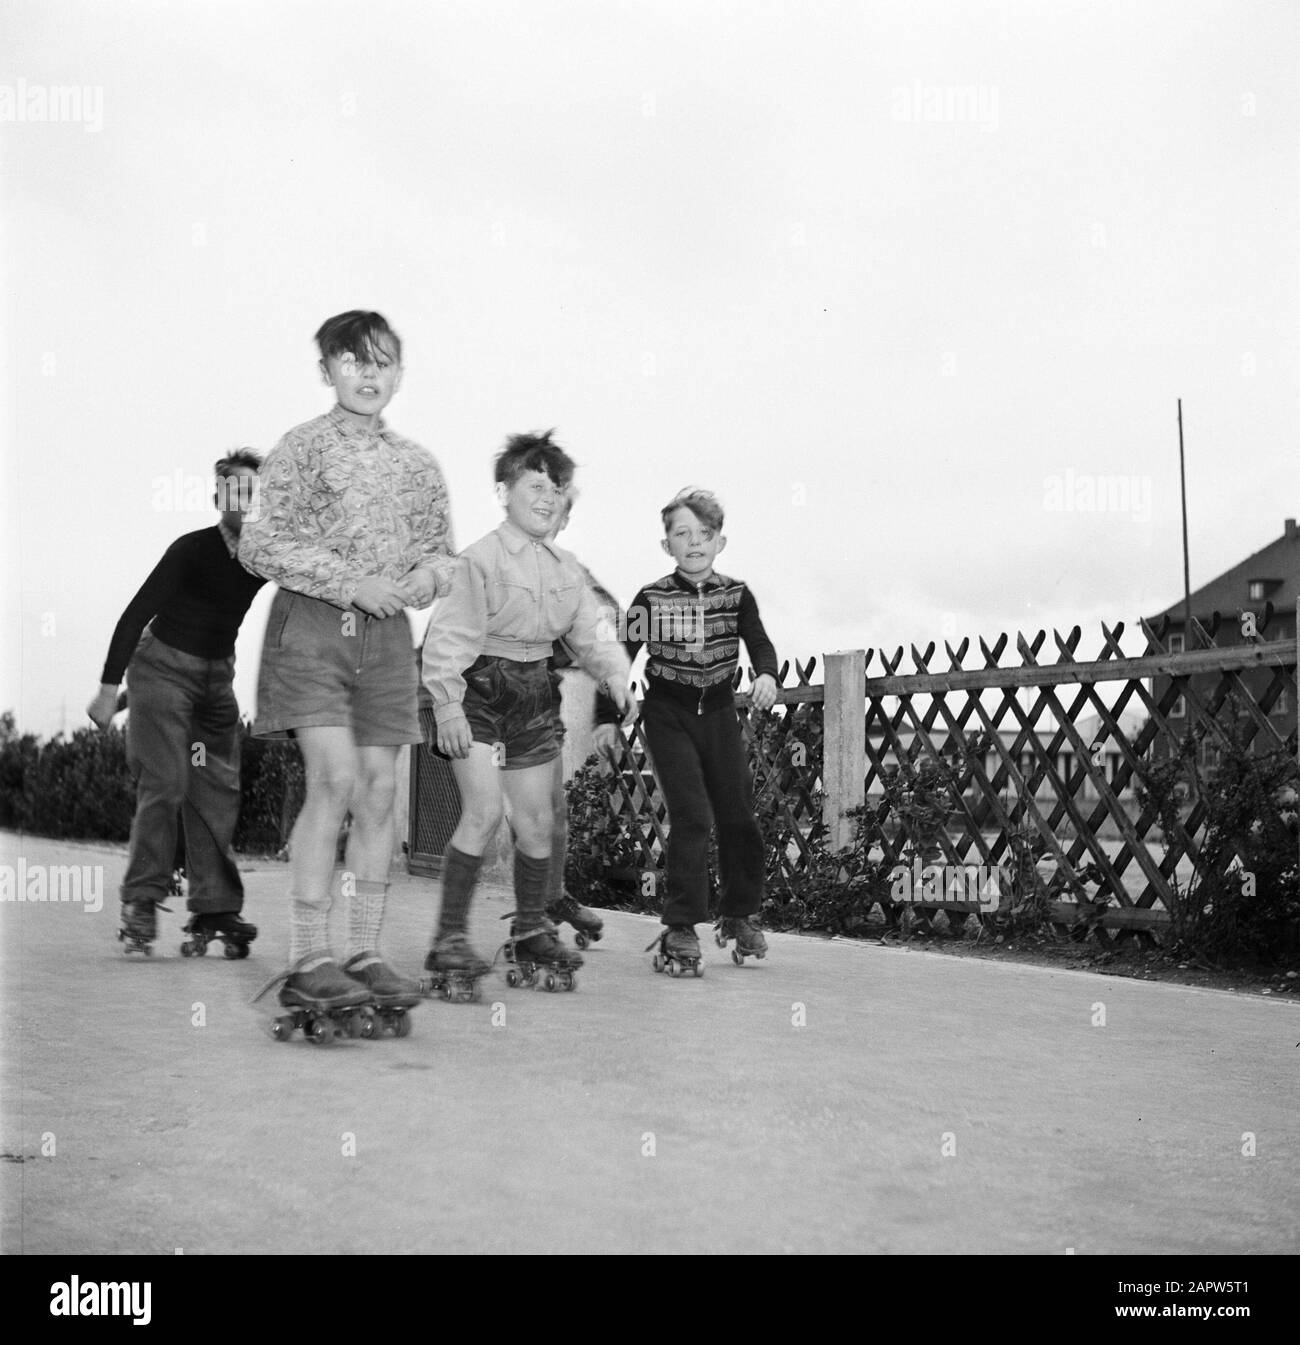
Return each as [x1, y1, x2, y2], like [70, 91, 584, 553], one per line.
[2, 0, 1296, 738]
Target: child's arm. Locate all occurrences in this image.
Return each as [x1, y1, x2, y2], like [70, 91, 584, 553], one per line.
[563, 583, 634, 715]
[399, 454, 458, 608]
[738, 585, 780, 711]
[591, 585, 650, 755]
[88, 538, 188, 728]
[418, 554, 482, 758]
[238, 434, 404, 613]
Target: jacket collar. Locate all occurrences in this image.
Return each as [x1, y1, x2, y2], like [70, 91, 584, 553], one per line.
[498, 519, 563, 559]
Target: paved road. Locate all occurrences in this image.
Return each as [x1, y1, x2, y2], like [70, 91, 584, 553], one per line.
[2, 832, 1296, 1254]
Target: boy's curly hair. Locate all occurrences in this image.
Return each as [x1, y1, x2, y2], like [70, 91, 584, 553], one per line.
[661, 486, 724, 532]
[494, 430, 575, 490]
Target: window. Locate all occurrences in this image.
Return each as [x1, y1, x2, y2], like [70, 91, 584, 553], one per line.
[1170, 695, 1186, 719]
[1276, 689, 1290, 716]
[1168, 632, 1185, 653]
[1248, 581, 1265, 601]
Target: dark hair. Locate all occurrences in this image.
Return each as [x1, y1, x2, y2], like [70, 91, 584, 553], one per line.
[494, 430, 575, 490]
[314, 311, 402, 365]
[661, 486, 724, 532]
[214, 448, 263, 478]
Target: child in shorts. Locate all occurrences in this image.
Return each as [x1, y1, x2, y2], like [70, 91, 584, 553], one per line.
[420, 432, 632, 981]
[239, 310, 456, 1015]
[594, 487, 779, 969]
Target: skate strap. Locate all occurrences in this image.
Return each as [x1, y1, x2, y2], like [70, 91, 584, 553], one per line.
[250, 969, 293, 1004]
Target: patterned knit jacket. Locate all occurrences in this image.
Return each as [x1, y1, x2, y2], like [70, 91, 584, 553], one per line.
[599, 570, 778, 719]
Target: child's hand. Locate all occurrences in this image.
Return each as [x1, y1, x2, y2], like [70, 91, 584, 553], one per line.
[750, 673, 778, 712]
[399, 570, 437, 609]
[436, 712, 473, 759]
[352, 577, 409, 618]
[592, 723, 621, 761]
[606, 681, 635, 723]
[86, 687, 119, 731]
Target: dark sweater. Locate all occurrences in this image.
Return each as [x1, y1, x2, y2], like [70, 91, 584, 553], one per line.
[598, 570, 778, 720]
[100, 527, 267, 684]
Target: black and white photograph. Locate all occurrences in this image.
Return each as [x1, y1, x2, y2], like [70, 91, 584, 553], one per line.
[1, 0, 1296, 1291]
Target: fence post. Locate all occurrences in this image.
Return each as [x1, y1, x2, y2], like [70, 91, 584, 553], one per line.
[823, 650, 866, 851]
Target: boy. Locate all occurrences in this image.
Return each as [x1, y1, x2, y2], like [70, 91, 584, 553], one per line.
[89, 451, 265, 954]
[239, 310, 455, 1022]
[594, 487, 779, 970]
[420, 432, 632, 988]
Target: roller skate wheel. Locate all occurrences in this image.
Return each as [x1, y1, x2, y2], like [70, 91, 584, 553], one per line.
[715, 929, 727, 947]
[666, 961, 678, 977]
[563, 972, 576, 991]
[360, 1013, 378, 1039]
[694, 963, 704, 977]
[270, 1016, 293, 1042]
[652, 954, 663, 973]
[237, 942, 250, 959]
[544, 973, 557, 992]
[180, 941, 193, 958]
[732, 949, 743, 966]
[506, 969, 519, 988]
[574, 931, 589, 950]
[392, 1012, 412, 1038]
[307, 1017, 335, 1045]
[223, 941, 240, 960]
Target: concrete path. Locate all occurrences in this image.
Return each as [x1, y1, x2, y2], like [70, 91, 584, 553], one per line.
[2, 832, 1296, 1254]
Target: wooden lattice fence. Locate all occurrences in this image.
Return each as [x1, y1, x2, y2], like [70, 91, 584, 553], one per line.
[599, 614, 1298, 941]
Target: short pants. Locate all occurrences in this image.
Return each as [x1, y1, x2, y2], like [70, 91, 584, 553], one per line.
[453, 654, 560, 770]
[254, 588, 419, 745]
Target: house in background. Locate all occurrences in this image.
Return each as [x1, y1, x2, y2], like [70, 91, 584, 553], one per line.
[1145, 517, 1298, 764]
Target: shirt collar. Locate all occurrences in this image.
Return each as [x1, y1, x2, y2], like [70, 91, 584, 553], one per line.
[327, 403, 390, 439]
[498, 518, 562, 559]
[672, 569, 723, 592]
[216, 520, 240, 557]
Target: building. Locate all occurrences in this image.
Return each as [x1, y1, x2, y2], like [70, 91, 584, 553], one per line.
[1145, 517, 1298, 763]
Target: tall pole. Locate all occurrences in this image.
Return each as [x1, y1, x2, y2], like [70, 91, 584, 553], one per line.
[1178, 398, 1192, 648]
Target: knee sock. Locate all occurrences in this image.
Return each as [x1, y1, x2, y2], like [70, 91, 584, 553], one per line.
[435, 845, 483, 941]
[546, 840, 565, 907]
[289, 895, 331, 970]
[345, 877, 389, 962]
[513, 850, 552, 929]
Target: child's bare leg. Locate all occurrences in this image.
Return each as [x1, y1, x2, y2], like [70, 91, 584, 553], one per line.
[341, 745, 410, 977]
[548, 755, 567, 906]
[289, 727, 357, 968]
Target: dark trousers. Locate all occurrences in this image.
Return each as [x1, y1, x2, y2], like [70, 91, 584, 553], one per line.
[121, 631, 245, 913]
[642, 694, 764, 926]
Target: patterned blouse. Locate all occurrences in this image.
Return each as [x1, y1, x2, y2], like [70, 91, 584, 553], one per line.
[239, 405, 456, 610]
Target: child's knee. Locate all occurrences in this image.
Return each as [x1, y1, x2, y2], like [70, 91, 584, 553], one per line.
[304, 765, 356, 806]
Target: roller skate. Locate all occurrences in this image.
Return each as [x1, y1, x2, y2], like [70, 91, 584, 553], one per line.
[118, 896, 170, 956]
[647, 924, 703, 978]
[714, 914, 769, 966]
[499, 916, 582, 992]
[421, 933, 491, 1003]
[343, 953, 421, 1036]
[180, 911, 258, 960]
[254, 959, 376, 1045]
[547, 892, 604, 949]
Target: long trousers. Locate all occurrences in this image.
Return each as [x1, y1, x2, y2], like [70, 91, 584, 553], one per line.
[642, 693, 764, 926]
[121, 630, 245, 913]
